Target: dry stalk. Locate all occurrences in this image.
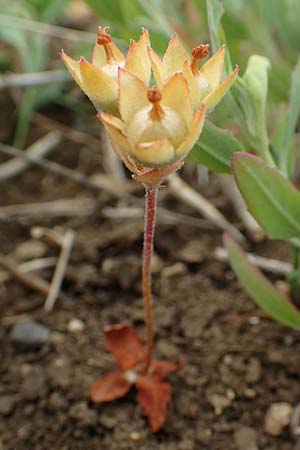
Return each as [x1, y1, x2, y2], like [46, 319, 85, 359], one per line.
[215, 246, 292, 275]
[43, 230, 75, 312]
[0, 198, 97, 221]
[0, 257, 56, 283]
[218, 174, 264, 241]
[168, 173, 244, 242]
[0, 70, 69, 89]
[0, 131, 61, 181]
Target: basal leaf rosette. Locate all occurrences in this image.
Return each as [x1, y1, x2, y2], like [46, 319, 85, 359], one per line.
[148, 35, 239, 111]
[61, 26, 151, 114]
[99, 68, 206, 186]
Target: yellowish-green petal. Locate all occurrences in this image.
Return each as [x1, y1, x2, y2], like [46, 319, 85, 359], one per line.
[148, 47, 165, 89]
[125, 28, 151, 85]
[176, 104, 206, 158]
[162, 72, 193, 127]
[203, 65, 239, 111]
[79, 58, 118, 113]
[182, 60, 202, 110]
[199, 45, 225, 90]
[163, 34, 190, 78]
[61, 50, 82, 87]
[92, 44, 106, 69]
[109, 40, 126, 63]
[133, 139, 175, 166]
[118, 68, 148, 123]
[98, 112, 131, 153]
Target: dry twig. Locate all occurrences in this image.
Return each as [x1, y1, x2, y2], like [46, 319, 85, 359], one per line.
[1, 313, 34, 326]
[0, 255, 52, 295]
[218, 174, 264, 241]
[168, 173, 244, 242]
[0, 14, 96, 42]
[215, 246, 292, 275]
[0, 131, 61, 181]
[0, 70, 70, 89]
[0, 141, 101, 190]
[0, 198, 97, 221]
[102, 206, 215, 229]
[0, 257, 56, 283]
[33, 113, 100, 150]
[101, 127, 126, 181]
[43, 230, 75, 312]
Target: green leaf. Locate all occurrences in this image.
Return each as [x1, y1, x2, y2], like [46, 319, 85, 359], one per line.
[206, 0, 224, 53]
[232, 153, 300, 238]
[187, 121, 244, 173]
[240, 55, 272, 163]
[279, 56, 300, 178]
[224, 233, 300, 329]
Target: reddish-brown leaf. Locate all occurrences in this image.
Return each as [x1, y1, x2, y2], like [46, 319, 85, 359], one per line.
[136, 377, 171, 432]
[104, 324, 146, 370]
[90, 371, 131, 403]
[150, 357, 184, 381]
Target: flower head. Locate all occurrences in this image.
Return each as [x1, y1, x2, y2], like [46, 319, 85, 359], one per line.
[99, 68, 206, 184]
[61, 26, 150, 114]
[61, 28, 238, 186]
[148, 35, 239, 111]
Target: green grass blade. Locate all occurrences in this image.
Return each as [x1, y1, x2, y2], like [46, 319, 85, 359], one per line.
[225, 233, 300, 329]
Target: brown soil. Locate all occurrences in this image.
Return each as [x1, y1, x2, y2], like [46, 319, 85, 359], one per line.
[0, 103, 299, 450]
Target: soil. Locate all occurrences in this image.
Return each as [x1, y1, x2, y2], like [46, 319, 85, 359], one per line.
[1, 99, 300, 450]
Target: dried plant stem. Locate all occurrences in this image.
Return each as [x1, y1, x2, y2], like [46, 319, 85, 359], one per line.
[142, 186, 158, 374]
[168, 173, 244, 242]
[44, 230, 75, 312]
[0, 70, 70, 89]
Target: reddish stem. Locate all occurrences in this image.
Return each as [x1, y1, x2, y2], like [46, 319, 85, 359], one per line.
[142, 185, 158, 374]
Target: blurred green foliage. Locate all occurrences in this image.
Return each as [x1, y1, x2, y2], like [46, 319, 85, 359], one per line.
[0, 0, 70, 147]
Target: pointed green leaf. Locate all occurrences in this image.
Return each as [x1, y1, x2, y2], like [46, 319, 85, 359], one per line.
[224, 234, 300, 329]
[232, 153, 300, 238]
[187, 121, 244, 173]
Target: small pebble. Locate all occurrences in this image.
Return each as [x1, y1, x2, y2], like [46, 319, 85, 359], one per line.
[67, 318, 85, 333]
[207, 393, 232, 415]
[161, 263, 187, 278]
[50, 332, 65, 346]
[243, 388, 257, 399]
[248, 316, 260, 325]
[48, 358, 72, 388]
[245, 357, 261, 384]
[284, 335, 294, 346]
[130, 432, 142, 441]
[178, 241, 206, 263]
[264, 402, 293, 436]
[19, 364, 32, 378]
[69, 401, 97, 427]
[99, 411, 118, 429]
[21, 366, 47, 400]
[0, 395, 16, 416]
[10, 321, 50, 350]
[234, 426, 258, 450]
[223, 354, 233, 366]
[49, 392, 68, 411]
[226, 388, 236, 400]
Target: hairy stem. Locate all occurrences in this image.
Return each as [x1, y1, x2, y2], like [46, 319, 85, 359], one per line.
[142, 185, 158, 374]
